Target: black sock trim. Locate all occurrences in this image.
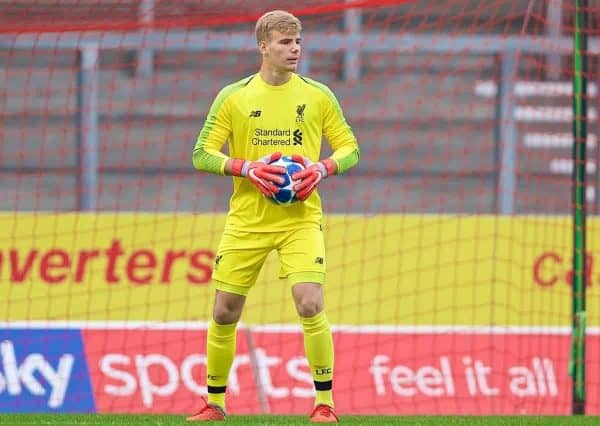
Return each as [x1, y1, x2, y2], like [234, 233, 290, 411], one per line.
[207, 385, 227, 394]
[314, 380, 332, 391]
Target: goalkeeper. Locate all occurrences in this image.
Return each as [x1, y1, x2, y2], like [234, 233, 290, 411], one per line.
[189, 9, 359, 423]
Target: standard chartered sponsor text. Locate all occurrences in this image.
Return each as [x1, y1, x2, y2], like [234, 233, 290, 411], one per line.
[253, 128, 292, 146]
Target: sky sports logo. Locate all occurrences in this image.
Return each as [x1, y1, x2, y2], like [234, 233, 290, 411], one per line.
[0, 327, 599, 414]
[0, 340, 73, 408]
[96, 347, 314, 408]
[84, 329, 317, 412]
[0, 329, 94, 412]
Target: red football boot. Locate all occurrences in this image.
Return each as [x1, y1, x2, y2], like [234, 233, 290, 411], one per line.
[186, 398, 226, 422]
[310, 404, 339, 423]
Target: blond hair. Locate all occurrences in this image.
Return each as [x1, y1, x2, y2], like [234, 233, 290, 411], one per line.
[255, 10, 302, 44]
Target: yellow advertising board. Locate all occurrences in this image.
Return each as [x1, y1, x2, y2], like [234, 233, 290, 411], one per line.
[0, 213, 598, 326]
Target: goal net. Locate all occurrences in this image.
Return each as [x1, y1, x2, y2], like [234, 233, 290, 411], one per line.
[0, 0, 598, 415]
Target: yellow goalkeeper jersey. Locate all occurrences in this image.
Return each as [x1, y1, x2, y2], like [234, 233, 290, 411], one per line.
[193, 73, 360, 232]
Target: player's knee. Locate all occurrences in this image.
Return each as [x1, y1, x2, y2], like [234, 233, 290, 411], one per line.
[295, 296, 323, 318]
[213, 306, 242, 324]
[213, 290, 245, 324]
[213, 301, 244, 324]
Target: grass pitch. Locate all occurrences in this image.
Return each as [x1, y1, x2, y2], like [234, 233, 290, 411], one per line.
[1, 415, 599, 425]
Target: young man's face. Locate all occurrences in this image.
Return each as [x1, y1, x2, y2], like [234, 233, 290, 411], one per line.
[260, 29, 302, 72]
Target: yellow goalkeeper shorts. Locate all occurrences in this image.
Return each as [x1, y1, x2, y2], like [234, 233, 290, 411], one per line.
[211, 226, 326, 296]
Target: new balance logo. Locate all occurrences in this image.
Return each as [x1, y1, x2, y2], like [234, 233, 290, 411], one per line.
[296, 104, 306, 122]
[315, 257, 324, 264]
[249, 110, 262, 117]
[214, 255, 223, 269]
[293, 129, 303, 145]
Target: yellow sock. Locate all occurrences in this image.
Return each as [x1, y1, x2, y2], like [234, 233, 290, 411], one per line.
[206, 319, 237, 411]
[301, 311, 334, 408]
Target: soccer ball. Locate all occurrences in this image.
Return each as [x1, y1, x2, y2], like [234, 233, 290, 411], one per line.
[268, 156, 304, 205]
